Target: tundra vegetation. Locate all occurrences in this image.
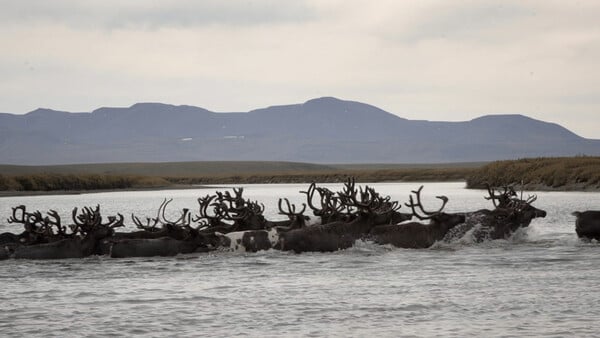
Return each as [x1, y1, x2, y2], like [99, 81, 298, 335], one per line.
[1, 178, 550, 260]
[1, 157, 598, 193]
[466, 156, 600, 191]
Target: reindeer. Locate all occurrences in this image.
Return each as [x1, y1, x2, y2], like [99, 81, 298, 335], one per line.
[199, 187, 309, 233]
[274, 198, 310, 231]
[300, 182, 355, 224]
[1, 206, 38, 247]
[109, 199, 193, 242]
[275, 178, 403, 253]
[369, 186, 465, 248]
[10, 206, 123, 259]
[447, 184, 547, 242]
[108, 236, 200, 258]
[1, 206, 84, 249]
[572, 210, 600, 240]
[108, 199, 218, 258]
[103, 199, 220, 258]
[193, 194, 232, 232]
[212, 198, 310, 253]
[194, 188, 268, 233]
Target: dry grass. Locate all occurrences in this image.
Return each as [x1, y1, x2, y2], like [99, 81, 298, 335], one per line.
[0, 173, 170, 191]
[0, 166, 476, 192]
[466, 156, 600, 190]
[8, 157, 597, 192]
[163, 167, 475, 185]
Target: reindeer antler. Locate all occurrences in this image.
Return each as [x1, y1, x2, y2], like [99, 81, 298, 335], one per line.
[337, 178, 381, 212]
[278, 198, 307, 218]
[7, 205, 27, 224]
[131, 213, 160, 231]
[156, 198, 191, 227]
[193, 194, 224, 226]
[405, 186, 448, 220]
[485, 184, 517, 208]
[46, 209, 68, 236]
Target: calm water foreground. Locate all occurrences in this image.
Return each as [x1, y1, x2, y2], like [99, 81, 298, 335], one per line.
[1, 182, 599, 337]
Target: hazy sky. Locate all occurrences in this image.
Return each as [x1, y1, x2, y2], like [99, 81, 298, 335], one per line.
[1, 1, 599, 138]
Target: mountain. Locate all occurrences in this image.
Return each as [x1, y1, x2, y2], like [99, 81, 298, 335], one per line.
[0, 97, 598, 165]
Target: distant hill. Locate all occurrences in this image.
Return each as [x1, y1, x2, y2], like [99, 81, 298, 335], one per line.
[1, 97, 599, 165]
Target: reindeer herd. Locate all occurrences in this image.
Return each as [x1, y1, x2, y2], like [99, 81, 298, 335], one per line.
[0, 178, 596, 260]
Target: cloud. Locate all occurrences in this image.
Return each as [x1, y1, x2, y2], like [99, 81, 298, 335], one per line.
[391, 2, 534, 43]
[0, 0, 317, 29]
[0, 1, 599, 138]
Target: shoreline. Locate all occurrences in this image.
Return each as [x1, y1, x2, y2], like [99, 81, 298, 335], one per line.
[0, 184, 214, 198]
[0, 181, 599, 198]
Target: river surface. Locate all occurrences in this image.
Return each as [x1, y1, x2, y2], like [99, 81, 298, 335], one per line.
[1, 182, 599, 337]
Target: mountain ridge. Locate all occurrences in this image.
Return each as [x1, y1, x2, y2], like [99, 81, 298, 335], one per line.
[0, 97, 598, 165]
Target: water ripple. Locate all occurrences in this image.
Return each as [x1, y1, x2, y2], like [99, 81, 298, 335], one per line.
[2, 183, 600, 337]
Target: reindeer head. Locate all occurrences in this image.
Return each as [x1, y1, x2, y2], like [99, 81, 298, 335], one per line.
[405, 186, 465, 231]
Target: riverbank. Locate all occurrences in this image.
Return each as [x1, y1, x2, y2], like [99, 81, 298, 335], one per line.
[2, 181, 599, 198]
[466, 157, 600, 191]
[0, 163, 478, 196]
[1, 157, 599, 196]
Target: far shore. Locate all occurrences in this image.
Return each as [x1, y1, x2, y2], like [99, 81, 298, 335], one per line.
[0, 184, 215, 198]
[2, 157, 599, 197]
[1, 181, 599, 198]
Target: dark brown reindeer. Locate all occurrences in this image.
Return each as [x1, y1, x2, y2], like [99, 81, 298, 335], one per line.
[202, 187, 306, 233]
[447, 184, 547, 241]
[572, 210, 600, 240]
[193, 194, 233, 232]
[1, 206, 48, 246]
[72, 205, 125, 234]
[204, 188, 264, 232]
[361, 186, 411, 225]
[108, 199, 220, 258]
[9, 205, 123, 259]
[275, 198, 310, 231]
[2, 206, 51, 259]
[275, 179, 402, 253]
[484, 184, 517, 208]
[112, 199, 192, 241]
[300, 179, 411, 226]
[369, 186, 465, 248]
[107, 199, 210, 258]
[300, 182, 351, 224]
[483, 185, 546, 237]
[1, 206, 79, 247]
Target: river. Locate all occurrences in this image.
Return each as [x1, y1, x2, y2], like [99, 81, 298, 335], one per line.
[1, 182, 599, 337]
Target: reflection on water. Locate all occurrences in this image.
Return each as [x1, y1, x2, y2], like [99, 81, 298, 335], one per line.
[1, 182, 600, 337]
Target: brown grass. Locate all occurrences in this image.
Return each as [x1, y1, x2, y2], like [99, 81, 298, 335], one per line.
[0, 166, 476, 192]
[465, 156, 600, 190]
[163, 167, 475, 185]
[0, 173, 171, 191]
[7, 157, 598, 193]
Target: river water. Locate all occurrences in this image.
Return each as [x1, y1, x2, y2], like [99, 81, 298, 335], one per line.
[1, 182, 599, 337]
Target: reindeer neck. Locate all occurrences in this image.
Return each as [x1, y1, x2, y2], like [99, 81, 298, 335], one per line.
[345, 213, 376, 232]
[427, 219, 450, 241]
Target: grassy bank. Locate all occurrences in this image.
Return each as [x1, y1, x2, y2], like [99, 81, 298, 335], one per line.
[163, 167, 475, 185]
[465, 157, 600, 190]
[0, 173, 171, 192]
[0, 161, 477, 193]
[4, 157, 598, 194]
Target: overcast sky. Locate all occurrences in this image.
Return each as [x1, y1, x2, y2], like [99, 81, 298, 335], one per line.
[1, 0, 599, 138]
